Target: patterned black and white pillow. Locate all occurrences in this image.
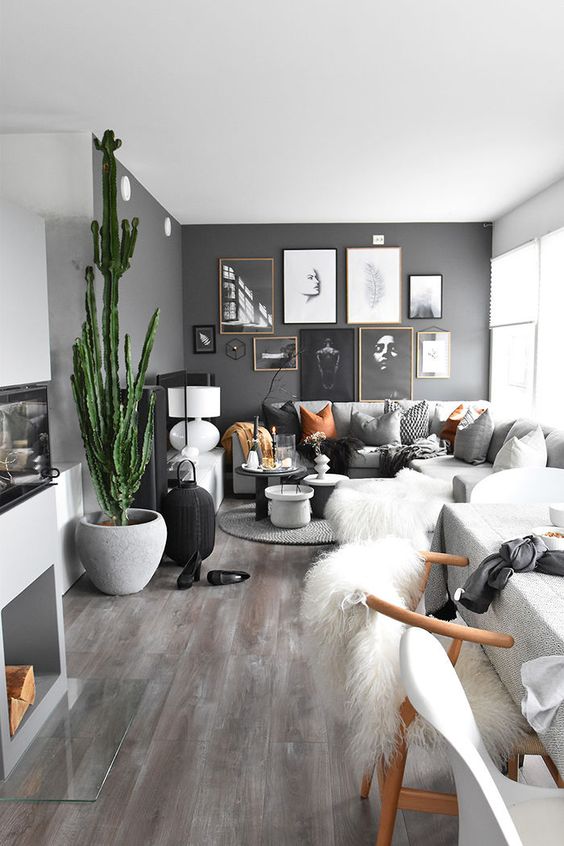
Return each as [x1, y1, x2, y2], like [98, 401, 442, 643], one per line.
[384, 400, 430, 444]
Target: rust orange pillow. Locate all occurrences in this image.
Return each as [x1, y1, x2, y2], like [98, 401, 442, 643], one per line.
[439, 403, 465, 449]
[300, 404, 337, 440]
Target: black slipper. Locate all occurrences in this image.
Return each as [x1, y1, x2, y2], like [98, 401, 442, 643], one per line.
[207, 570, 250, 586]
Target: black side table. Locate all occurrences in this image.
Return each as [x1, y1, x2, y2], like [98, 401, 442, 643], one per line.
[235, 466, 308, 520]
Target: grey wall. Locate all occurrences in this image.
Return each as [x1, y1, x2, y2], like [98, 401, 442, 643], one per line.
[183, 223, 492, 433]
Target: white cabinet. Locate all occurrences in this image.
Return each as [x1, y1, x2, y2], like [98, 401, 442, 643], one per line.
[54, 462, 84, 593]
[0, 199, 51, 387]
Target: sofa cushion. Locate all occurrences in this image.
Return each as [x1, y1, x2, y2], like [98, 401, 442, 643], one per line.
[262, 401, 301, 440]
[348, 446, 382, 470]
[350, 409, 401, 446]
[453, 408, 494, 465]
[385, 399, 429, 444]
[546, 429, 564, 469]
[487, 419, 514, 464]
[504, 418, 540, 442]
[300, 403, 337, 440]
[452, 465, 495, 503]
[493, 425, 547, 472]
[332, 402, 385, 438]
[409, 454, 472, 481]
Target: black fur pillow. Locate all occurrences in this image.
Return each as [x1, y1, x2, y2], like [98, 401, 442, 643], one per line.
[262, 401, 301, 439]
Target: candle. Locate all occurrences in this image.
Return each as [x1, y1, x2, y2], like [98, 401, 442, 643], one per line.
[253, 415, 259, 440]
[272, 426, 277, 462]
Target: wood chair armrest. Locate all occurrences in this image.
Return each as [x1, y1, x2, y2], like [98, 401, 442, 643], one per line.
[419, 551, 469, 567]
[365, 594, 514, 649]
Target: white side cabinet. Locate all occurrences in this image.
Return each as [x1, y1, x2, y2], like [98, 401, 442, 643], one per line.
[0, 486, 67, 779]
[0, 199, 51, 387]
[54, 462, 84, 594]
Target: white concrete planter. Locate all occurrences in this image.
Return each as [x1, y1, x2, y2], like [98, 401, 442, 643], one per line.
[265, 485, 314, 529]
[76, 509, 167, 595]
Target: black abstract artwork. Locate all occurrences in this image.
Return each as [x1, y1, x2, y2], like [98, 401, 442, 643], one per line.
[300, 328, 355, 402]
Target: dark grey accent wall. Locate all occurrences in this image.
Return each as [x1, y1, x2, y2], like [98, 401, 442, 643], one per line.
[183, 223, 492, 433]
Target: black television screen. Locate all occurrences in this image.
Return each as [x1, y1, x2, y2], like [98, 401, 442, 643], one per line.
[0, 385, 51, 513]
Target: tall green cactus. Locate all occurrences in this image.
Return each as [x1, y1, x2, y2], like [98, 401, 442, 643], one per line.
[71, 129, 160, 526]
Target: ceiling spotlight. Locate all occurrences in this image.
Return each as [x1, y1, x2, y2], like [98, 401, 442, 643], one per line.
[120, 175, 131, 202]
[164, 216, 172, 237]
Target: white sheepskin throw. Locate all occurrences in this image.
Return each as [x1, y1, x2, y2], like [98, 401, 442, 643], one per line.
[326, 468, 453, 549]
[301, 537, 529, 771]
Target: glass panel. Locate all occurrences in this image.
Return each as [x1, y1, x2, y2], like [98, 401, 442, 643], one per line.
[490, 324, 536, 418]
[490, 242, 539, 327]
[0, 678, 146, 802]
[536, 227, 564, 427]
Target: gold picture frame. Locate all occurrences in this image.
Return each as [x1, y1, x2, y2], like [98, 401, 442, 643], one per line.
[253, 336, 298, 372]
[358, 326, 413, 401]
[417, 330, 451, 379]
[219, 258, 274, 335]
[346, 247, 402, 324]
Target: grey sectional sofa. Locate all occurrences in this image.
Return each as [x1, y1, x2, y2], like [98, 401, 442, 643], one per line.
[231, 400, 564, 501]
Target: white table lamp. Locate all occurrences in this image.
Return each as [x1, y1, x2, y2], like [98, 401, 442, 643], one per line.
[168, 386, 221, 457]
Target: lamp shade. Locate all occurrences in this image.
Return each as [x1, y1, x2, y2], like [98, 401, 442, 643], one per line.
[167, 386, 220, 419]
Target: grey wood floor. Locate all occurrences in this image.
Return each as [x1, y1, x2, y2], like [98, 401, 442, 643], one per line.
[0, 500, 550, 845]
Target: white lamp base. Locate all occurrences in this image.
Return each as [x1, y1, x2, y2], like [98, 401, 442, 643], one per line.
[169, 418, 220, 454]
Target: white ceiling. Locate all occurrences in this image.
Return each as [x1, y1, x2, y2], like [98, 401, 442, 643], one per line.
[1, 0, 564, 224]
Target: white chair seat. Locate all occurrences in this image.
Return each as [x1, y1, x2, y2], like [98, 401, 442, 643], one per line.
[510, 797, 564, 846]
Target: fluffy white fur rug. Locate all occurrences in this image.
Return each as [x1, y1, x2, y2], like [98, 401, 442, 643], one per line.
[301, 537, 529, 771]
[325, 468, 453, 550]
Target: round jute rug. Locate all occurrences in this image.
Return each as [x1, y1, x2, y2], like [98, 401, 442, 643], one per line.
[218, 504, 335, 546]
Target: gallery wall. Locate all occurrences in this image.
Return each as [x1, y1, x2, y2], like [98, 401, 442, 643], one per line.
[183, 223, 492, 433]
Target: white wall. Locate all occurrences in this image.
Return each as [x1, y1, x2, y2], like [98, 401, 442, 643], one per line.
[493, 175, 564, 256]
[0, 133, 93, 219]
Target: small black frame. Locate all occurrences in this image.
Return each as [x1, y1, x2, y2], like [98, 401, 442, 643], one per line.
[193, 325, 216, 354]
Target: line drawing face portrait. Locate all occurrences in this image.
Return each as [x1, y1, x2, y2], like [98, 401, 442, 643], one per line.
[300, 328, 355, 401]
[359, 327, 413, 401]
[283, 249, 337, 324]
[347, 247, 401, 324]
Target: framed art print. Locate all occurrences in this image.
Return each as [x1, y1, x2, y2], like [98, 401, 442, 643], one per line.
[409, 274, 443, 319]
[283, 249, 337, 324]
[219, 258, 274, 334]
[417, 330, 450, 378]
[253, 336, 298, 371]
[358, 326, 413, 401]
[299, 328, 355, 401]
[193, 324, 216, 354]
[347, 247, 401, 324]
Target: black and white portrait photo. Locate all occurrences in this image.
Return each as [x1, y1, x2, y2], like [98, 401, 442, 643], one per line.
[219, 258, 274, 334]
[300, 328, 355, 401]
[347, 247, 401, 324]
[253, 336, 298, 371]
[283, 249, 337, 324]
[193, 324, 216, 353]
[409, 274, 443, 319]
[359, 327, 413, 401]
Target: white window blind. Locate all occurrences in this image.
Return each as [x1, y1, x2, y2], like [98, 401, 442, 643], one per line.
[490, 241, 539, 327]
[535, 227, 564, 427]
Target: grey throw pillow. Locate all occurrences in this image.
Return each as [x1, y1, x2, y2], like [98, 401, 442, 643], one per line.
[350, 409, 402, 446]
[454, 408, 494, 465]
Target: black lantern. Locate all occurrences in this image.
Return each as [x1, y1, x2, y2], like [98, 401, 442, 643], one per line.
[162, 460, 215, 567]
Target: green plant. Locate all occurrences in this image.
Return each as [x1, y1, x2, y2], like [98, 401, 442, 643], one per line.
[71, 129, 160, 526]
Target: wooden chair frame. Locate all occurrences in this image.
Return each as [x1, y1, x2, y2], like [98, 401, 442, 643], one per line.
[360, 550, 561, 846]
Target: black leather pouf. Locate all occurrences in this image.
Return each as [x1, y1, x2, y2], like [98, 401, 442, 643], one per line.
[162, 459, 215, 565]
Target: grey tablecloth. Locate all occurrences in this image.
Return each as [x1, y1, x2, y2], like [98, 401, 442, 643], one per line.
[427, 503, 564, 778]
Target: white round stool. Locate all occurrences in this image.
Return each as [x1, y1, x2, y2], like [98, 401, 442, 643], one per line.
[265, 484, 314, 528]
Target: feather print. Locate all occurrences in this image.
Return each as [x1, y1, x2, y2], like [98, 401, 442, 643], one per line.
[364, 262, 385, 309]
[199, 331, 211, 346]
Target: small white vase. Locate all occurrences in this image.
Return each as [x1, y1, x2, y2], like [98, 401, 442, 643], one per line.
[246, 450, 259, 470]
[314, 453, 330, 479]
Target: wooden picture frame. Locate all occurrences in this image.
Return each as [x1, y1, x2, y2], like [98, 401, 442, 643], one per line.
[283, 248, 337, 324]
[417, 330, 451, 378]
[358, 326, 413, 401]
[253, 336, 298, 371]
[346, 247, 402, 324]
[219, 258, 274, 334]
[299, 328, 355, 401]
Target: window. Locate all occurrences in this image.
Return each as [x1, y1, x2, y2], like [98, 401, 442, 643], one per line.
[489, 242, 539, 417]
[489, 228, 564, 426]
[536, 227, 564, 427]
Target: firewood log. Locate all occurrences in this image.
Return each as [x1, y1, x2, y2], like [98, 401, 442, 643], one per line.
[5, 665, 35, 705]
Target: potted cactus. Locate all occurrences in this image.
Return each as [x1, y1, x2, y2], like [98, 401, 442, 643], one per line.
[72, 129, 166, 595]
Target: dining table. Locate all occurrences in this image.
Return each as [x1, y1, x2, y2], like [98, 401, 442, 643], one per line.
[426, 502, 564, 779]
